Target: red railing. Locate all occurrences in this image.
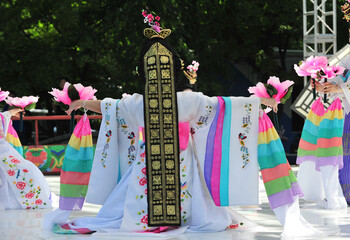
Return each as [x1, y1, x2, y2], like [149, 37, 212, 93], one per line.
[12, 115, 102, 146]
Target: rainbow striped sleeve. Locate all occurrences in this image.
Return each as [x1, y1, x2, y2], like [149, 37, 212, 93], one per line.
[259, 111, 303, 209]
[59, 114, 94, 210]
[6, 121, 23, 156]
[315, 98, 344, 170]
[296, 97, 325, 165]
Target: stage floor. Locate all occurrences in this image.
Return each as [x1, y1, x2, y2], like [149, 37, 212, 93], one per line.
[1, 168, 350, 240]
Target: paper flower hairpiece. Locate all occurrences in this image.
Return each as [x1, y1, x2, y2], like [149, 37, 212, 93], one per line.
[0, 88, 9, 102]
[187, 61, 200, 73]
[182, 60, 200, 85]
[142, 9, 161, 33]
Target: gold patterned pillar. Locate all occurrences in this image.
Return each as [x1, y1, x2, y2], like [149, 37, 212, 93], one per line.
[143, 42, 181, 226]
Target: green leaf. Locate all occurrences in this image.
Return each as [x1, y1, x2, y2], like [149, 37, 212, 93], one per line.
[279, 86, 293, 104]
[25, 102, 36, 111]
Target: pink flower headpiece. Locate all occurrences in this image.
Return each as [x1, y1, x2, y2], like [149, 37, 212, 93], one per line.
[49, 82, 97, 105]
[248, 76, 294, 104]
[0, 88, 10, 102]
[5, 96, 39, 109]
[142, 9, 161, 33]
[294, 56, 344, 80]
[187, 61, 200, 73]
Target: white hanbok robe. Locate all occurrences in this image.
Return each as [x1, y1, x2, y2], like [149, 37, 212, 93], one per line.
[61, 92, 260, 234]
[47, 92, 319, 237]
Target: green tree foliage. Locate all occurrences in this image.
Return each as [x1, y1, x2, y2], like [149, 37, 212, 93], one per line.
[0, 0, 347, 108]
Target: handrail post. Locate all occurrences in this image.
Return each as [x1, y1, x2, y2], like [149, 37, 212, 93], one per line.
[35, 119, 39, 146]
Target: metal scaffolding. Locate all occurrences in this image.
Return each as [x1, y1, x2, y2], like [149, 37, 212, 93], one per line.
[303, 0, 337, 58]
[291, 0, 338, 118]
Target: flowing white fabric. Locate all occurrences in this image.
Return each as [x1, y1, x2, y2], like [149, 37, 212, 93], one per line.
[297, 161, 325, 202]
[0, 140, 52, 210]
[317, 165, 347, 209]
[274, 196, 323, 238]
[0, 111, 52, 210]
[297, 162, 346, 209]
[85, 98, 123, 205]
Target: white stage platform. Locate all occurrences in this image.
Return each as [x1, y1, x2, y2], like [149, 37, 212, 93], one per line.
[1, 168, 350, 240]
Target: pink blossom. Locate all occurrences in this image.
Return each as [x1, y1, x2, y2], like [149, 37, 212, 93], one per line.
[142, 11, 147, 17]
[11, 158, 20, 164]
[267, 76, 294, 103]
[152, 25, 161, 33]
[332, 66, 345, 76]
[7, 170, 15, 176]
[307, 56, 328, 68]
[248, 82, 270, 98]
[295, 56, 329, 78]
[73, 84, 97, 101]
[49, 82, 97, 105]
[5, 96, 39, 109]
[25, 192, 34, 199]
[16, 181, 26, 190]
[192, 61, 200, 68]
[35, 199, 42, 205]
[49, 82, 72, 105]
[322, 66, 337, 79]
[147, 14, 154, 22]
[320, 65, 344, 79]
[155, 21, 160, 27]
[294, 62, 310, 77]
[187, 61, 199, 72]
[155, 16, 160, 21]
[141, 215, 148, 224]
[0, 88, 9, 102]
[139, 177, 147, 186]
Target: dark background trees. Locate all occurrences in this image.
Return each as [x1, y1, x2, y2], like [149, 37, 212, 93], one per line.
[0, 0, 348, 110]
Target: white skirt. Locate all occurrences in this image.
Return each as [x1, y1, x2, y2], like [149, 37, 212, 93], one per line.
[0, 140, 52, 210]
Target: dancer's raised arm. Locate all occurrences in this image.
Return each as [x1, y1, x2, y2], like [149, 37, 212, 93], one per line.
[66, 99, 102, 115]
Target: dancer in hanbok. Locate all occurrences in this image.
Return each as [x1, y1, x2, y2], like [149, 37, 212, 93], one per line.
[307, 55, 350, 205]
[46, 12, 320, 238]
[0, 109, 52, 210]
